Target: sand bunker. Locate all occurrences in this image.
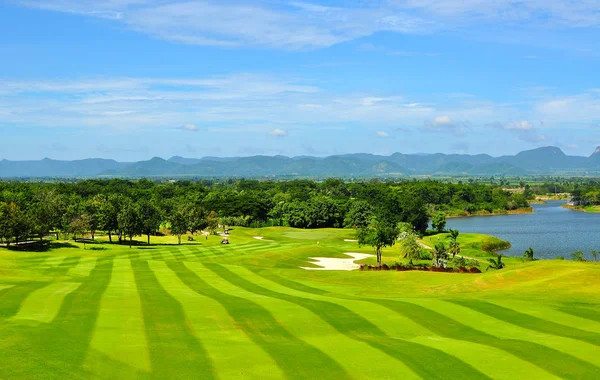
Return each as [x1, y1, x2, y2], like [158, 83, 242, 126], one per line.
[253, 236, 264, 240]
[300, 252, 373, 271]
[343, 239, 358, 242]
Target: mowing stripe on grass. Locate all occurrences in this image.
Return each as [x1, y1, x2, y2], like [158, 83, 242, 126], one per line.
[206, 263, 490, 380]
[13, 282, 81, 323]
[169, 261, 350, 380]
[137, 250, 153, 261]
[50, 257, 114, 367]
[171, 248, 186, 261]
[87, 259, 151, 373]
[200, 264, 420, 379]
[494, 300, 600, 334]
[557, 304, 600, 323]
[176, 246, 197, 261]
[150, 250, 163, 261]
[246, 268, 600, 379]
[408, 334, 562, 380]
[131, 259, 216, 379]
[68, 257, 98, 278]
[410, 299, 600, 367]
[43, 256, 67, 267]
[148, 260, 285, 380]
[128, 249, 140, 261]
[0, 281, 49, 318]
[452, 299, 600, 346]
[248, 268, 329, 295]
[0, 285, 15, 291]
[158, 250, 176, 261]
[378, 298, 600, 380]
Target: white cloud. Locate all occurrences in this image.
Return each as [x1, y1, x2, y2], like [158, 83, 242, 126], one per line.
[269, 128, 288, 137]
[16, 0, 600, 52]
[433, 115, 453, 126]
[362, 97, 389, 106]
[504, 121, 534, 130]
[182, 123, 198, 132]
[18, 1, 430, 50]
[376, 131, 390, 138]
[423, 115, 468, 135]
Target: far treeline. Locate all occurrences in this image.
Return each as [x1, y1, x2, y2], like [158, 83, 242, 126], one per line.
[0, 179, 531, 247]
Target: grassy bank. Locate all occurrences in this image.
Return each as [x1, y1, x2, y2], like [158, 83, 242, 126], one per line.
[563, 204, 600, 213]
[447, 207, 534, 218]
[1, 227, 599, 379]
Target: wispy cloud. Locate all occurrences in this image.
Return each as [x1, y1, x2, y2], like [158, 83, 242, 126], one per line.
[17, 1, 600, 51]
[423, 115, 467, 135]
[18, 1, 431, 50]
[182, 123, 198, 132]
[376, 131, 391, 138]
[268, 128, 288, 137]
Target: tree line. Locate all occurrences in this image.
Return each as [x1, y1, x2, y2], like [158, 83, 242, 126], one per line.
[0, 178, 529, 247]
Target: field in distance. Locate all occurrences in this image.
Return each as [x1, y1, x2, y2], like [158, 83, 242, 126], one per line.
[1, 227, 599, 379]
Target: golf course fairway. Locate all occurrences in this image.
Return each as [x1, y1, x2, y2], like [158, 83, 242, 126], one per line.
[1, 227, 599, 379]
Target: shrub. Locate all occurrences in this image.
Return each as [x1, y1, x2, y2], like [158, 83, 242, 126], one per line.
[571, 251, 586, 262]
[555, 256, 565, 260]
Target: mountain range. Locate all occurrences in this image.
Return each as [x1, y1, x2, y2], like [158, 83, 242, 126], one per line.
[2, 146, 600, 178]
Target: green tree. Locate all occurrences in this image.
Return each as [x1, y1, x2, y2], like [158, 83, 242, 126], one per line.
[591, 250, 598, 262]
[138, 199, 162, 245]
[98, 194, 122, 243]
[344, 200, 374, 229]
[523, 247, 534, 261]
[487, 255, 505, 271]
[117, 201, 142, 248]
[432, 242, 449, 267]
[70, 214, 91, 249]
[431, 212, 447, 233]
[571, 251, 585, 262]
[186, 204, 208, 236]
[448, 229, 461, 258]
[398, 232, 422, 265]
[357, 219, 400, 266]
[169, 205, 189, 245]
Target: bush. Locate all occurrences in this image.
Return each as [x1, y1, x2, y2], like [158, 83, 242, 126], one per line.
[556, 256, 565, 260]
[571, 251, 586, 262]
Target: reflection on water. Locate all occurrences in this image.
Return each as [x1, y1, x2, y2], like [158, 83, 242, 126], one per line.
[445, 200, 600, 259]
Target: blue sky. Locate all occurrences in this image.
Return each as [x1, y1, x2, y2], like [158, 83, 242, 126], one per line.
[1, 0, 599, 161]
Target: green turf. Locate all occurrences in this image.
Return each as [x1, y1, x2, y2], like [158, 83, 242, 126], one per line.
[1, 227, 599, 379]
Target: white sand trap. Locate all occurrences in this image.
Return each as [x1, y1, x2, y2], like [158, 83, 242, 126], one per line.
[300, 252, 373, 271]
[344, 239, 358, 242]
[253, 236, 264, 240]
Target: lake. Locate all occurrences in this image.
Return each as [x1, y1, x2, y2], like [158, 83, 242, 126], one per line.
[445, 200, 600, 260]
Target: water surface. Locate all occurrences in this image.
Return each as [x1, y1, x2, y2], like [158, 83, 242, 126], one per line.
[446, 200, 600, 259]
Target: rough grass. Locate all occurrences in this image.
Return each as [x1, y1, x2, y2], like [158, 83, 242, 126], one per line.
[1, 227, 599, 379]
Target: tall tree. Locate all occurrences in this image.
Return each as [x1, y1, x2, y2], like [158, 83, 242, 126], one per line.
[138, 199, 162, 245]
[344, 200, 374, 229]
[399, 232, 423, 265]
[70, 214, 91, 249]
[169, 204, 189, 245]
[448, 229, 461, 258]
[431, 212, 447, 233]
[357, 219, 400, 266]
[118, 200, 142, 248]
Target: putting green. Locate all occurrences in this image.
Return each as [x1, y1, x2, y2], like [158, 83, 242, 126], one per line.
[1, 227, 599, 379]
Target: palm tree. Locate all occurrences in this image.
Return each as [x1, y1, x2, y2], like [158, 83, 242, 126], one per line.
[486, 255, 505, 271]
[432, 242, 448, 267]
[523, 247, 534, 261]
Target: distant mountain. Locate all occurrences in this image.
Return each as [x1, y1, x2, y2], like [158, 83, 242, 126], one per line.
[3, 146, 600, 178]
[0, 158, 123, 177]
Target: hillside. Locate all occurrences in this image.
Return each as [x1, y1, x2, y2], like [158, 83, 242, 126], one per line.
[2, 146, 600, 178]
